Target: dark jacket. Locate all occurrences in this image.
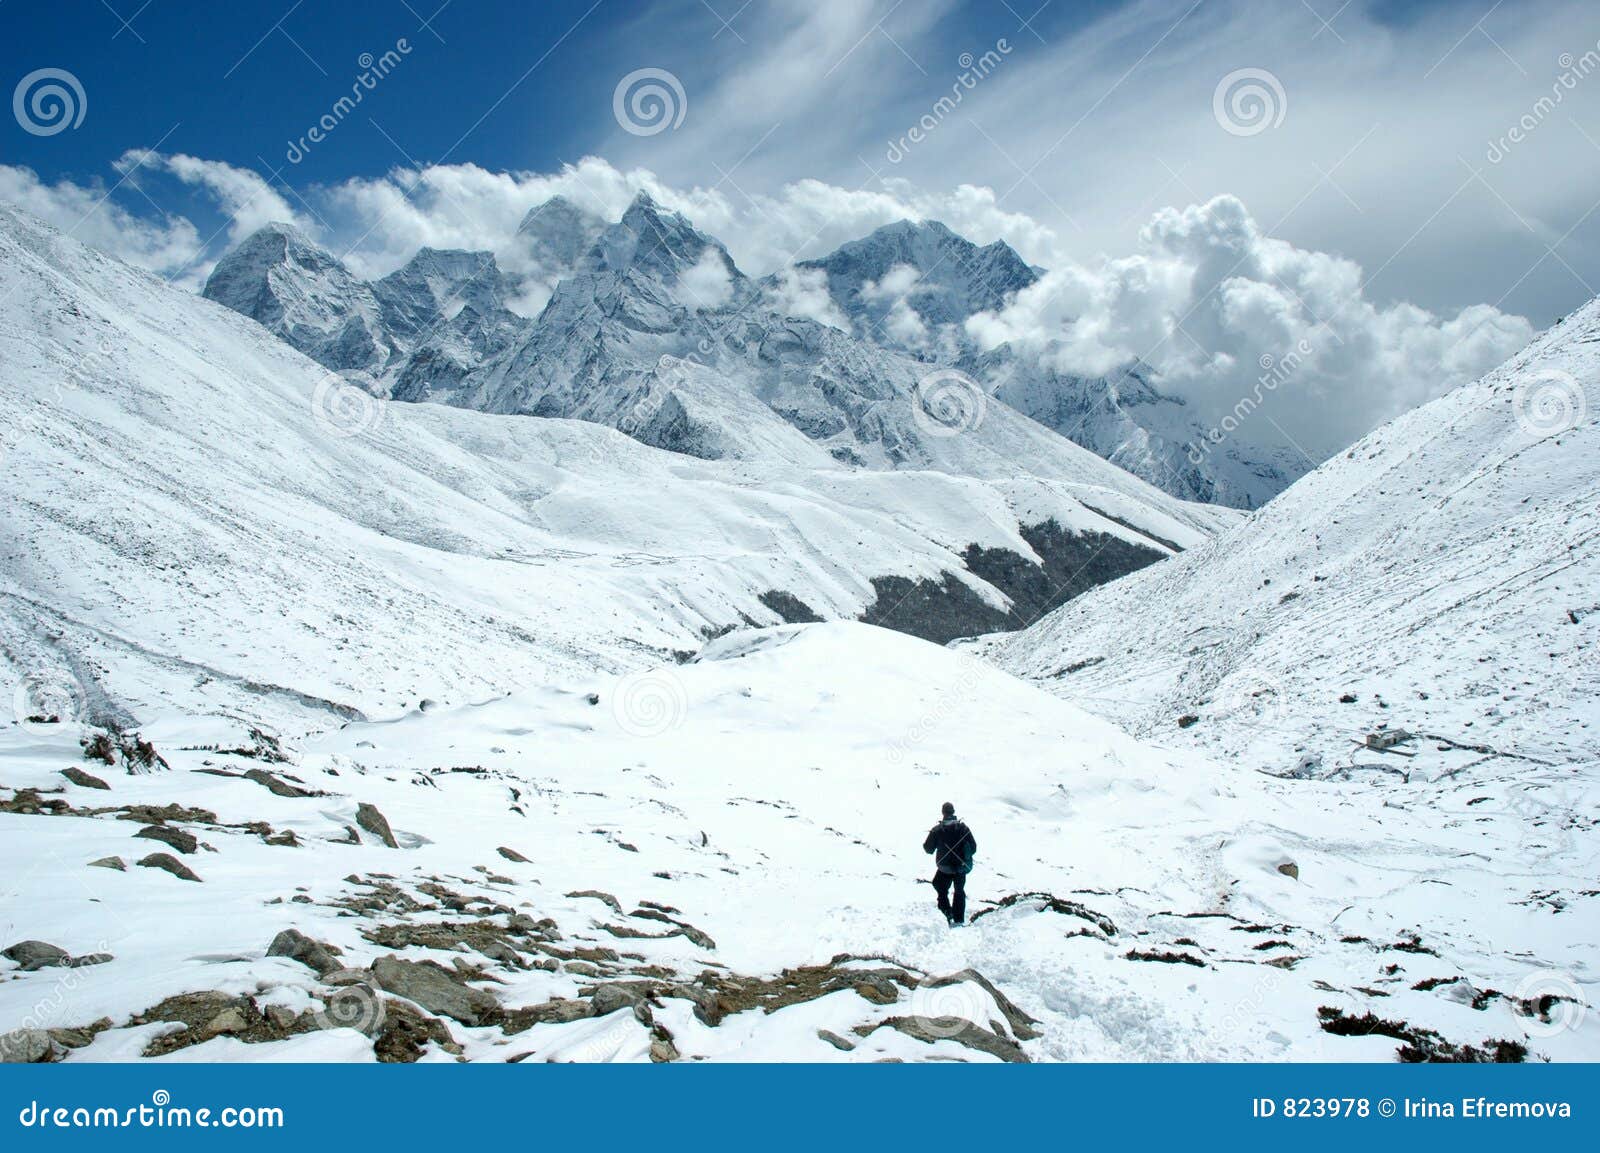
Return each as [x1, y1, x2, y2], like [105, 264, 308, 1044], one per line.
[923, 817, 976, 875]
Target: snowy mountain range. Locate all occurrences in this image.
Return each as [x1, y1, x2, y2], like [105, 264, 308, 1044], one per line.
[201, 196, 1300, 507]
[1, 201, 1595, 1064]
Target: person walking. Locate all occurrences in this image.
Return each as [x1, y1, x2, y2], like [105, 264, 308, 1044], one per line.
[923, 802, 976, 926]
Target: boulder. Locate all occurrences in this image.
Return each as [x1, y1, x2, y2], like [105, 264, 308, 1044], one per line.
[502, 998, 594, 1034]
[137, 852, 202, 882]
[88, 856, 126, 871]
[3, 940, 70, 971]
[497, 846, 530, 863]
[60, 767, 110, 790]
[0, 1029, 59, 1063]
[371, 956, 500, 1026]
[266, 928, 340, 976]
[243, 768, 313, 798]
[355, 803, 399, 848]
[135, 824, 199, 854]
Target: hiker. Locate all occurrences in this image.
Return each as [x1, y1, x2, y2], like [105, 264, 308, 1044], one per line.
[923, 802, 976, 926]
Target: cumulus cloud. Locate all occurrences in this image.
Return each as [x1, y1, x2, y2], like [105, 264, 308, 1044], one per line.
[114, 151, 307, 244]
[0, 149, 1536, 461]
[762, 266, 850, 331]
[0, 164, 205, 286]
[678, 247, 735, 310]
[965, 195, 1537, 456]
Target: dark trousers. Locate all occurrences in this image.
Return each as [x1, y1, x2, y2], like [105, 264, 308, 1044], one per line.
[933, 869, 966, 923]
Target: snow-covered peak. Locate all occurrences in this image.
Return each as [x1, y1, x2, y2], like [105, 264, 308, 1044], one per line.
[515, 194, 607, 273]
[582, 193, 745, 293]
[795, 218, 1039, 341]
[201, 221, 391, 377]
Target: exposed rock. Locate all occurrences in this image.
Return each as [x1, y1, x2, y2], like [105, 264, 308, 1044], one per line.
[373, 998, 456, 1063]
[1278, 861, 1300, 880]
[355, 803, 400, 848]
[502, 998, 594, 1034]
[923, 969, 1041, 1041]
[60, 767, 110, 790]
[135, 824, 199, 855]
[117, 802, 216, 825]
[371, 956, 501, 1026]
[243, 768, 314, 798]
[47, 1018, 112, 1051]
[129, 991, 315, 1056]
[567, 889, 623, 914]
[649, 1023, 679, 1062]
[590, 982, 653, 1022]
[969, 891, 1116, 936]
[0, 1028, 59, 1063]
[860, 1015, 1030, 1063]
[3, 940, 71, 971]
[497, 846, 531, 863]
[137, 852, 202, 882]
[88, 856, 126, 871]
[817, 1028, 856, 1052]
[267, 928, 341, 976]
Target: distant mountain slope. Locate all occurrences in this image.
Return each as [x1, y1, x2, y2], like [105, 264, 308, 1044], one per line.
[983, 300, 1600, 769]
[785, 218, 1038, 345]
[199, 203, 1302, 510]
[974, 349, 1311, 508]
[0, 205, 1228, 732]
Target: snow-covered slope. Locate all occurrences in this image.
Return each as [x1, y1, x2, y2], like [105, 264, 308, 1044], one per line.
[1, 207, 1592, 1064]
[974, 350, 1310, 508]
[984, 300, 1600, 769]
[0, 205, 1226, 733]
[4, 623, 1593, 1063]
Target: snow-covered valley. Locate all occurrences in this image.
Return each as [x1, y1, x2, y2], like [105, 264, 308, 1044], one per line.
[1, 204, 1595, 1064]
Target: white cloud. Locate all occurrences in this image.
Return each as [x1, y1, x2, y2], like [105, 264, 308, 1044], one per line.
[966, 195, 1537, 455]
[1, 150, 1537, 461]
[115, 151, 307, 244]
[0, 164, 205, 286]
[762, 266, 850, 331]
[861, 263, 923, 303]
[678, 247, 734, 310]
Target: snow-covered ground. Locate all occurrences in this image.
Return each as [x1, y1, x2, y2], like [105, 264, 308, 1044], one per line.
[1, 206, 1594, 1063]
[4, 624, 1592, 1063]
[0, 204, 1226, 733]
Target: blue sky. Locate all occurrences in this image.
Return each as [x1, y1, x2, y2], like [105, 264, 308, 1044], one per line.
[3, 0, 1597, 453]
